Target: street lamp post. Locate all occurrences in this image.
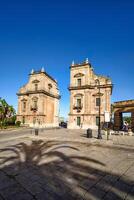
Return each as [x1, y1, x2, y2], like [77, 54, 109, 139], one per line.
[95, 79, 102, 139]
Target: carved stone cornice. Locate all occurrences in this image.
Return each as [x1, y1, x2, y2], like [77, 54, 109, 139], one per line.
[92, 92, 104, 97]
[17, 90, 61, 99]
[17, 114, 46, 117]
[70, 62, 91, 68]
[68, 84, 113, 91]
[74, 93, 84, 97]
[21, 98, 27, 101]
[113, 100, 134, 108]
[68, 113, 104, 116]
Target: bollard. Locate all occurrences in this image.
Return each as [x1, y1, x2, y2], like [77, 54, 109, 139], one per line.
[87, 128, 92, 138]
[106, 122, 109, 140]
[35, 128, 39, 136]
[107, 129, 109, 140]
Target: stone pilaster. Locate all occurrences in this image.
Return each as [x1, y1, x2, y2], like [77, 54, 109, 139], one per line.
[114, 112, 123, 130]
[70, 93, 73, 114]
[84, 91, 89, 114]
[131, 111, 134, 132]
[54, 98, 59, 125]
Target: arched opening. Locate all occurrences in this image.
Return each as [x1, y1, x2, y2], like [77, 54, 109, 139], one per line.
[113, 100, 134, 132]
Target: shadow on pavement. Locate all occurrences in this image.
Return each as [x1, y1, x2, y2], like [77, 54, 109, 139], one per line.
[0, 140, 133, 200]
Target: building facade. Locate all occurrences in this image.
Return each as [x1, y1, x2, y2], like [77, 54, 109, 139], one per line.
[17, 68, 60, 127]
[68, 59, 113, 129]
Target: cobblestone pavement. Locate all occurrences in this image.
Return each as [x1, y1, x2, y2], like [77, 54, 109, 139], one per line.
[0, 128, 134, 200]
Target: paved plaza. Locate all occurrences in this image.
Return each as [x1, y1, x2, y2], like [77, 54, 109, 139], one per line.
[0, 128, 134, 200]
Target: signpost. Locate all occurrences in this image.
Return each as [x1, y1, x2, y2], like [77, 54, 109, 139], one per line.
[105, 111, 110, 122]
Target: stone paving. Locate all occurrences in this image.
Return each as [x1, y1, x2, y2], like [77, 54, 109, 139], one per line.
[0, 128, 134, 200]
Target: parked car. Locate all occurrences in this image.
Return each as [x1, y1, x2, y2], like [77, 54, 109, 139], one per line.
[59, 122, 67, 128]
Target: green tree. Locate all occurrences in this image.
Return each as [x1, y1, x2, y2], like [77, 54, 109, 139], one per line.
[0, 98, 16, 128]
[123, 116, 131, 125]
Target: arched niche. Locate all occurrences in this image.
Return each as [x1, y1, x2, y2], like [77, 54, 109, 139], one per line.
[74, 73, 84, 78]
[74, 93, 84, 97]
[32, 80, 40, 83]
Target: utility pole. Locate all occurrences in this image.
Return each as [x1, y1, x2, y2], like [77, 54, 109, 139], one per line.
[95, 79, 102, 139]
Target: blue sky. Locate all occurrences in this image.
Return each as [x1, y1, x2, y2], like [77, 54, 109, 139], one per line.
[0, 0, 134, 118]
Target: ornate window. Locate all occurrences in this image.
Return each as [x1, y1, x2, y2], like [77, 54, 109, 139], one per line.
[23, 102, 26, 111]
[21, 99, 27, 112]
[73, 94, 83, 112]
[48, 83, 52, 92]
[33, 100, 37, 108]
[32, 80, 39, 91]
[74, 73, 84, 87]
[77, 78, 81, 86]
[31, 97, 38, 111]
[35, 84, 38, 91]
[77, 99, 81, 107]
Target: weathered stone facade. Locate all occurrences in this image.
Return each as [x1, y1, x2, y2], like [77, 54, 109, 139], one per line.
[17, 68, 60, 128]
[113, 100, 134, 132]
[68, 59, 113, 129]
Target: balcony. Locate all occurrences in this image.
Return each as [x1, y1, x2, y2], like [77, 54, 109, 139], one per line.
[68, 83, 113, 91]
[68, 85, 93, 91]
[30, 106, 38, 112]
[73, 105, 83, 113]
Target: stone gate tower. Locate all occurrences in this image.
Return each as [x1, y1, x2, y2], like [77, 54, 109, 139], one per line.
[68, 59, 113, 129]
[17, 68, 60, 127]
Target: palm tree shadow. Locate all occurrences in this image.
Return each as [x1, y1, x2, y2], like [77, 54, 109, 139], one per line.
[0, 140, 133, 200]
